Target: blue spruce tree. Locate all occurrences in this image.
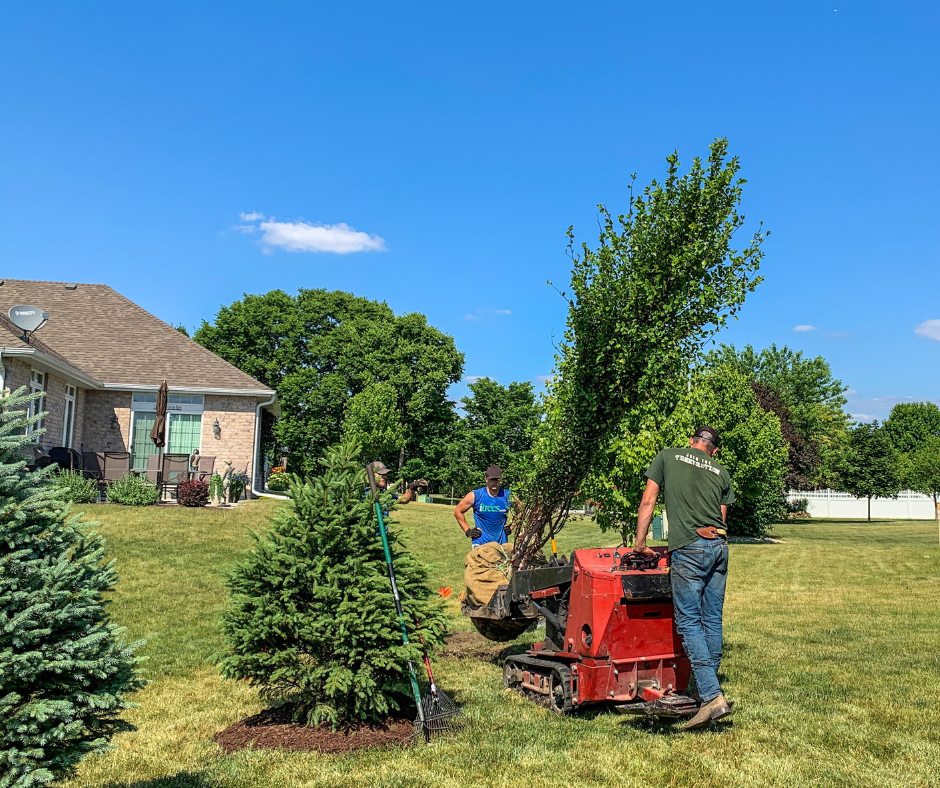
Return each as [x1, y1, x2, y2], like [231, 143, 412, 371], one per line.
[0, 389, 144, 788]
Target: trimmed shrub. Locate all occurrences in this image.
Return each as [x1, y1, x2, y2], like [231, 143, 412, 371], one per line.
[106, 473, 159, 506]
[267, 472, 290, 492]
[54, 469, 98, 504]
[177, 479, 209, 507]
[217, 441, 447, 728]
[1, 388, 145, 787]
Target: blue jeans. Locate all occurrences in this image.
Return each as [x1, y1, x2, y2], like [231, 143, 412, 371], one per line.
[670, 537, 729, 703]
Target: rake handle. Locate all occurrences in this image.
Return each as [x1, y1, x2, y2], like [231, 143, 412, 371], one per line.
[367, 464, 425, 723]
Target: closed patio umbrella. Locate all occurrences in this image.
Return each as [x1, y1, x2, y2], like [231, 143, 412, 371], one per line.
[150, 380, 168, 448]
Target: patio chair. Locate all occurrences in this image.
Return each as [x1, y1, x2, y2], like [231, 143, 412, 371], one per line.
[196, 455, 215, 481]
[145, 453, 161, 484]
[102, 452, 131, 484]
[160, 453, 191, 500]
[82, 451, 105, 481]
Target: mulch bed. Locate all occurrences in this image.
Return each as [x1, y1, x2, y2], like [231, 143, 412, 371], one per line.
[215, 705, 416, 754]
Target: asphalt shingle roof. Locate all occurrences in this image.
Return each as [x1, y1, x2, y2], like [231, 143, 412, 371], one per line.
[0, 279, 272, 392]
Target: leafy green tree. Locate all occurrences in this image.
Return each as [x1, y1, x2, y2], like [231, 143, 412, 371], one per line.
[0, 389, 144, 788]
[458, 378, 541, 486]
[194, 289, 463, 476]
[839, 422, 901, 522]
[681, 368, 789, 536]
[217, 441, 447, 729]
[904, 435, 940, 539]
[512, 139, 767, 566]
[704, 343, 848, 486]
[342, 383, 407, 468]
[883, 402, 940, 457]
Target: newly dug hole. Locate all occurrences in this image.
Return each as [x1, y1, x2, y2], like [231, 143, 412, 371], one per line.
[65, 501, 940, 788]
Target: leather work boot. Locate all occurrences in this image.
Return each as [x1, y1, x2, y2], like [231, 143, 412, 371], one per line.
[682, 694, 732, 730]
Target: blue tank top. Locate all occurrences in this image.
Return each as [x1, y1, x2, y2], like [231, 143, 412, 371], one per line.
[471, 487, 511, 547]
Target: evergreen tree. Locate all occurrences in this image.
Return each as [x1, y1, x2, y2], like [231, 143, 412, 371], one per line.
[0, 389, 144, 788]
[217, 441, 447, 729]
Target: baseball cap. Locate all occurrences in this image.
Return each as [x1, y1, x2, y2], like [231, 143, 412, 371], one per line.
[692, 426, 720, 446]
[485, 465, 503, 479]
[369, 461, 391, 475]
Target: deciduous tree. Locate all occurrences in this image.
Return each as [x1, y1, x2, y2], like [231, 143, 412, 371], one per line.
[905, 435, 940, 543]
[511, 139, 767, 567]
[839, 422, 901, 522]
[195, 289, 463, 476]
[883, 402, 940, 457]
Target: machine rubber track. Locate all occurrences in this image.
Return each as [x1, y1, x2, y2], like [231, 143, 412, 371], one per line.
[503, 654, 573, 716]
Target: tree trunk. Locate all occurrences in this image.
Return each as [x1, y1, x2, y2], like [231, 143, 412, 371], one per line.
[450, 484, 454, 506]
[935, 497, 939, 548]
[397, 445, 405, 473]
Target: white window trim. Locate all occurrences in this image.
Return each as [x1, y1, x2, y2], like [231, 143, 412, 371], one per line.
[130, 410, 204, 469]
[27, 370, 46, 438]
[62, 385, 76, 448]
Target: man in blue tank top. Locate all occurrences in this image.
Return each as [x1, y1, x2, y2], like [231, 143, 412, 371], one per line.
[453, 465, 516, 547]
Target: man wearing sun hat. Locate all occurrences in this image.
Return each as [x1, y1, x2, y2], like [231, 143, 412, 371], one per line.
[453, 465, 516, 546]
[633, 426, 735, 730]
[367, 460, 426, 505]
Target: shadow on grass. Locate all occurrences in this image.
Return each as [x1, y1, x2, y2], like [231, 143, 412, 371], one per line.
[618, 714, 735, 737]
[100, 773, 213, 788]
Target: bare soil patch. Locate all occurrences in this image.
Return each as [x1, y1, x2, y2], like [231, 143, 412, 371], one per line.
[215, 705, 415, 754]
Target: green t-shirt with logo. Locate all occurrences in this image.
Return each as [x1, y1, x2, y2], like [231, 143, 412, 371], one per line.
[645, 447, 735, 551]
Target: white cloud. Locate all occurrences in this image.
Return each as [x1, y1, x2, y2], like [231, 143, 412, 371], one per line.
[462, 375, 487, 383]
[496, 309, 512, 315]
[238, 213, 386, 254]
[464, 314, 478, 321]
[915, 319, 940, 341]
[793, 324, 817, 332]
[534, 374, 553, 384]
[850, 413, 877, 423]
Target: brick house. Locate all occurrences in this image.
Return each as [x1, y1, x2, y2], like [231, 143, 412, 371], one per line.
[0, 279, 277, 493]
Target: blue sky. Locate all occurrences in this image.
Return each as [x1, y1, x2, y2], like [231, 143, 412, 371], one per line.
[2, 2, 938, 420]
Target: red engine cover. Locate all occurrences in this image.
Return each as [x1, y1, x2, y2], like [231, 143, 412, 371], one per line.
[560, 547, 691, 706]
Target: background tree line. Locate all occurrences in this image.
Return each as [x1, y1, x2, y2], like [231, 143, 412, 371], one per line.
[195, 287, 938, 536]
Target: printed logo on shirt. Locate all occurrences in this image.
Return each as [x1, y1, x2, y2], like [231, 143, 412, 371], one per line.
[479, 504, 507, 512]
[674, 453, 722, 477]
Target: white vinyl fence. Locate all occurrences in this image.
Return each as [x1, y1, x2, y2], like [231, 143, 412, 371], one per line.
[788, 489, 937, 520]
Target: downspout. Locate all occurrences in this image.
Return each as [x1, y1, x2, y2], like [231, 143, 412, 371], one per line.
[251, 392, 289, 500]
[0, 350, 5, 393]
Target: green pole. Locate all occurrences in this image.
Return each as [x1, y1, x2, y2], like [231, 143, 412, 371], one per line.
[367, 464, 425, 723]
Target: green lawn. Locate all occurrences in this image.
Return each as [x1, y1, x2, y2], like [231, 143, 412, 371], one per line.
[65, 503, 940, 788]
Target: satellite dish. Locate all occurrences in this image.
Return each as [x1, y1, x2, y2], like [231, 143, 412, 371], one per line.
[8, 305, 50, 337]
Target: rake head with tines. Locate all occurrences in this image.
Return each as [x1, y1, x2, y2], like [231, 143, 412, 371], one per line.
[415, 681, 467, 741]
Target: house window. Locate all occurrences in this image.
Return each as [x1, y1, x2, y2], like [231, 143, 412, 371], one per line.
[62, 385, 77, 448]
[27, 370, 45, 438]
[131, 412, 159, 472]
[167, 413, 202, 456]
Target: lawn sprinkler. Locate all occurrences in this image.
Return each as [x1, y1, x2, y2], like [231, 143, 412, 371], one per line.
[366, 464, 465, 741]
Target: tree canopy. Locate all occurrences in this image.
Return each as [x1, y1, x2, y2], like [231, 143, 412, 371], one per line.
[704, 343, 848, 486]
[194, 289, 464, 476]
[839, 422, 901, 521]
[511, 139, 767, 567]
[883, 402, 940, 457]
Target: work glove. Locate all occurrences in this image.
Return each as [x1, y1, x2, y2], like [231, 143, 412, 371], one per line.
[466, 527, 483, 539]
[407, 478, 429, 492]
[504, 524, 513, 536]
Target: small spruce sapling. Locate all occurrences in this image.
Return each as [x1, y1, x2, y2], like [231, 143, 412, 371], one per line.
[0, 388, 144, 788]
[217, 441, 447, 728]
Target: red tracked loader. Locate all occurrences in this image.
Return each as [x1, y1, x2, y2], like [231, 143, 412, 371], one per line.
[465, 546, 698, 718]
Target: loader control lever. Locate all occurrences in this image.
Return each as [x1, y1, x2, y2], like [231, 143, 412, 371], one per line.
[621, 551, 660, 571]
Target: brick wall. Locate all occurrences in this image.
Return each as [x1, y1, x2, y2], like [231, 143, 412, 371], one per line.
[201, 395, 259, 483]
[1, 359, 82, 450]
[3, 357, 31, 394]
[80, 390, 132, 452]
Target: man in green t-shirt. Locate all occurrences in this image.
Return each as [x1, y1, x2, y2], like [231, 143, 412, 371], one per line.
[634, 426, 735, 730]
